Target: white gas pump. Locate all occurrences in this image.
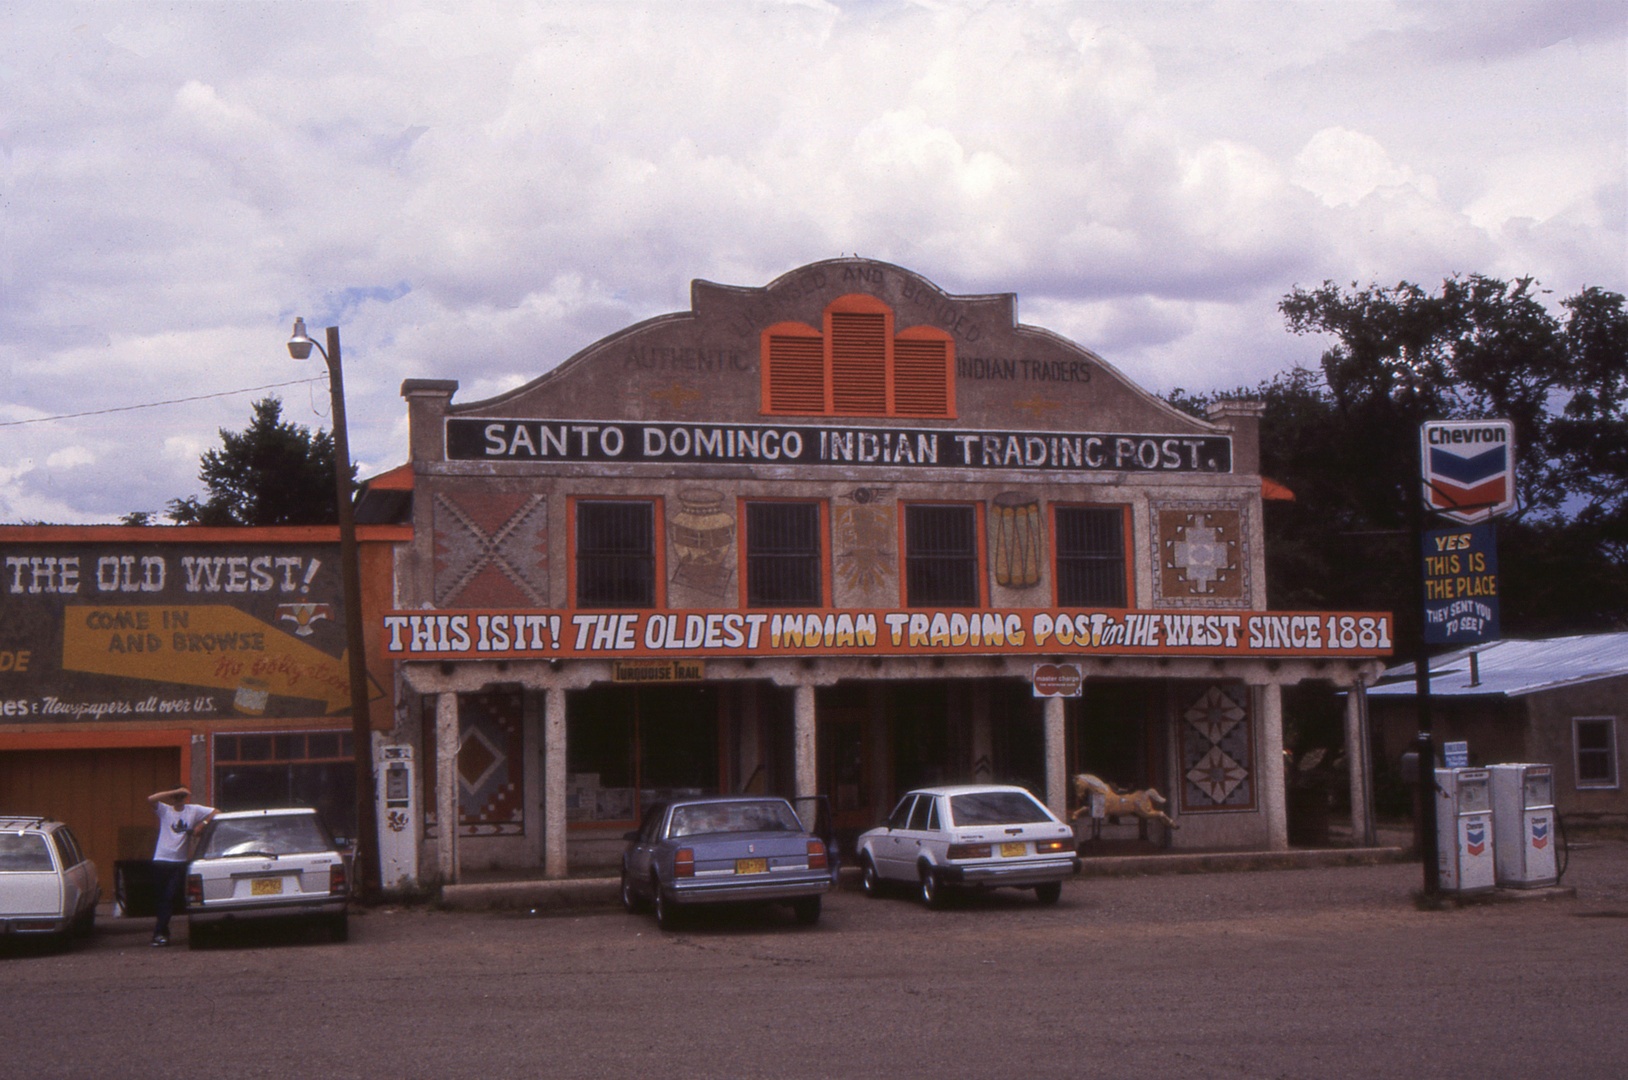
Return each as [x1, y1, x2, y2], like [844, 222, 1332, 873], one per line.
[1435, 767, 1496, 893]
[374, 744, 420, 890]
[1488, 764, 1558, 888]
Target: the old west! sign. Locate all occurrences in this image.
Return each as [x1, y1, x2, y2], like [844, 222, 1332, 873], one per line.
[382, 607, 1392, 661]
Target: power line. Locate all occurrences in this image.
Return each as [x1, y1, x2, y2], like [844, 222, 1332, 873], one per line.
[0, 377, 328, 428]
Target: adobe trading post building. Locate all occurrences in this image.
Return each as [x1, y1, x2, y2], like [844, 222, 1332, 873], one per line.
[387, 259, 1393, 881]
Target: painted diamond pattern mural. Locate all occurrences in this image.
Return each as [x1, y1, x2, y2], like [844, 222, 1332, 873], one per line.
[425, 689, 525, 838]
[1152, 502, 1248, 606]
[1180, 683, 1254, 812]
[433, 490, 549, 607]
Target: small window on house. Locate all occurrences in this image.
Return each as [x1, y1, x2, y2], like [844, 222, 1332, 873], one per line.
[745, 502, 822, 607]
[576, 501, 656, 607]
[905, 504, 980, 607]
[1055, 506, 1128, 607]
[1574, 717, 1619, 789]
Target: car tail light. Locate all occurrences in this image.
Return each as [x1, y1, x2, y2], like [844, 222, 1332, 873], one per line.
[330, 860, 349, 896]
[1034, 838, 1074, 854]
[185, 874, 203, 907]
[807, 839, 827, 870]
[946, 843, 992, 860]
[674, 848, 695, 877]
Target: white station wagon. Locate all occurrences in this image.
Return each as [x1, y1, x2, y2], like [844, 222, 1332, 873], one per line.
[185, 808, 349, 947]
[0, 816, 100, 948]
[856, 785, 1080, 907]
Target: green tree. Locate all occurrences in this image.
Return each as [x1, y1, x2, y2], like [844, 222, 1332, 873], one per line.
[166, 397, 349, 526]
[1171, 276, 1628, 651]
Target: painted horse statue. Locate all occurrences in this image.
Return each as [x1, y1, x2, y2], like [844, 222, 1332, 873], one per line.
[1071, 773, 1179, 829]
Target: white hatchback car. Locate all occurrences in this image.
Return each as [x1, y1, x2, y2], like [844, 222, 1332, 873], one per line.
[185, 808, 349, 947]
[855, 785, 1080, 907]
[0, 816, 100, 948]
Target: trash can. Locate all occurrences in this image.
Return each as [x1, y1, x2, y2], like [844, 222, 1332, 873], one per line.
[113, 860, 160, 918]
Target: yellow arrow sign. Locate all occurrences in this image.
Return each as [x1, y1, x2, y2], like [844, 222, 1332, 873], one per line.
[62, 606, 373, 715]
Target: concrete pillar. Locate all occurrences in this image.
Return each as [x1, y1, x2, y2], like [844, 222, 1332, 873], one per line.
[1044, 694, 1067, 820]
[1259, 683, 1288, 851]
[435, 692, 460, 883]
[1346, 679, 1376, 846]
[544, 686, 568, 878]
[794, 683, 817, 798]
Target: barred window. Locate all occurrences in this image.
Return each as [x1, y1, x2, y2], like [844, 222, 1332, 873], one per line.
[576, 501, 656, 607]
[1055, 506, 1127, 607]
[746, 502, 822, 607]
[905, 504, 980, 607]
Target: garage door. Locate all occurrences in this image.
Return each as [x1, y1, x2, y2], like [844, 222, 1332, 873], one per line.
[0, 747, 181, 887]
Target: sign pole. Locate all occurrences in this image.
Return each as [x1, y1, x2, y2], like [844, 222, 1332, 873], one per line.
[1412, 497, 1440, 897]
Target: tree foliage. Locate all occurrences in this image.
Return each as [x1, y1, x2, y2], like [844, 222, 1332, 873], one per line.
[165, 397, 349, 527]
[1171, 276, 1628, 652]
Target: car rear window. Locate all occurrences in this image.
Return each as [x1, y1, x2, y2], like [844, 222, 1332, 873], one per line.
[0, 833, 54, 872]
[948, 791, 1052, 826]
[200, 815, 334, 858]
[668, 801, 801, 838]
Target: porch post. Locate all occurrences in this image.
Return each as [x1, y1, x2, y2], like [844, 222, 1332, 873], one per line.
[1259, 683, 1289, 851]
[435, 691, 460, 883]
[794, 682, 817, 798]
[1346, 678, 1376, 846]
[1043, 694, 1067, 820]
[544, 686, 568, 878]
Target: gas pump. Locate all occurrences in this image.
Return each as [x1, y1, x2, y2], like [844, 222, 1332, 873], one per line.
[374, 744, 419, 890]
[1434, 767, 1496, 893]
[1488, 764, 1558, 888]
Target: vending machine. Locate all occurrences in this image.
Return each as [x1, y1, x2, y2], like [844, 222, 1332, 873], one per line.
[1435, 767, 1496, 893]
[374, 744, 420, 890]
[1488, 764, 1558, 888]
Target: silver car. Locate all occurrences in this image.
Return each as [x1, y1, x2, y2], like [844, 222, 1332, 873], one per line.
[185, 808, 348, 947]
[0, 816, 100, 949]
[855, 785, 1080, 907]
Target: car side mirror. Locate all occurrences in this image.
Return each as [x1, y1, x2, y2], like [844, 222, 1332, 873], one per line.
[333, 836, 353, 852]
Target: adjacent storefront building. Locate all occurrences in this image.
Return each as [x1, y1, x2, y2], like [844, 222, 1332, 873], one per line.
[385, 259, 1392, 882]
[0, 524, 405, 883]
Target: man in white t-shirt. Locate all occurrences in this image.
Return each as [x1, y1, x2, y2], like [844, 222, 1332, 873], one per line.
[147, 786, 216, 946]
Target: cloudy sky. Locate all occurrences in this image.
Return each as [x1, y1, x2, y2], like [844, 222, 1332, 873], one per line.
[3, 1, 1623, 524]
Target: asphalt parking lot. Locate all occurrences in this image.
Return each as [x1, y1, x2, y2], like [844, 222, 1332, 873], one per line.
[3, 839, 1626, 1080]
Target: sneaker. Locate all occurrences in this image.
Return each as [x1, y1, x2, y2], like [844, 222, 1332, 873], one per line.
[150, 934, 168, 947]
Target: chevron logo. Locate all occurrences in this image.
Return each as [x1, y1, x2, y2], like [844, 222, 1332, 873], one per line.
[1421, 420, 1516, 524]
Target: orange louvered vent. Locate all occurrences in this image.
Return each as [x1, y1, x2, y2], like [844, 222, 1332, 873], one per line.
[893, 336, 950, 417]
[760, 297, 954, 418]
[765, 332, 826, 413]
[830, 311, 888, 414]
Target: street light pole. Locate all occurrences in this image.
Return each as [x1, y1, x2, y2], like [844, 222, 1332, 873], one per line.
[288, 317, 378, 900]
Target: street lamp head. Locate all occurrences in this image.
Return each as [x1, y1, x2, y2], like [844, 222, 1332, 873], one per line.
[287, 317, 315, 360]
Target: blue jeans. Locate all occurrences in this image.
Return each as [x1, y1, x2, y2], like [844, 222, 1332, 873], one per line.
[152, 860, 187, 936]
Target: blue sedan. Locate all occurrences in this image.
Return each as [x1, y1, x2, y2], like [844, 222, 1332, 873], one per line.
[621, 796, 832, 929]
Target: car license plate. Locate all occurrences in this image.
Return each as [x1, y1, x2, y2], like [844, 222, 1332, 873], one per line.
[250, 876, 283, 896]
[1000, 842, 1027, 858]
[735, 858, 768, 875]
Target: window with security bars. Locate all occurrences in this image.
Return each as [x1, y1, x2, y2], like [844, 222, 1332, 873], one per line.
[576, 501, 656, 607]
[746, 502, 822, 607]
[905, 504, 980, 607]
[1055, 506, 1128, 607]
[1574, 717, 1619, 788]
[761, 296, 954, 418]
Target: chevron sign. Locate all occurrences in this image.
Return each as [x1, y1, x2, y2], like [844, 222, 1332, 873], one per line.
[1421, 420, 1516, 524]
